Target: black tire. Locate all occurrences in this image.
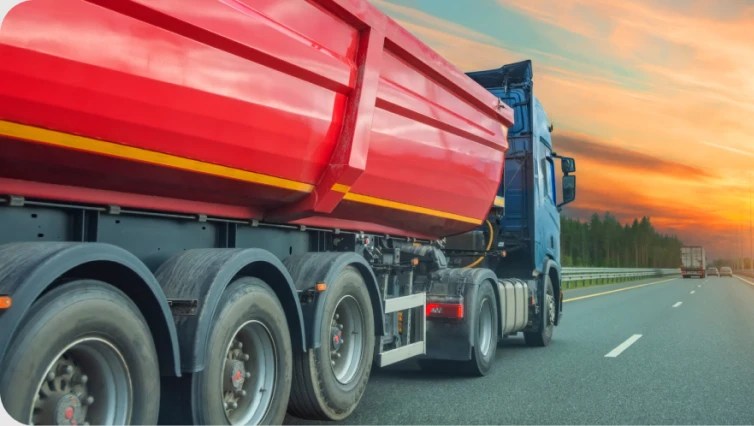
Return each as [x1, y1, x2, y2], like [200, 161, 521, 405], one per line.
[190, 277, 292, 425]
[0, 280, 159, 425]
[463, 281, 498, 376]
[524, 274, 554, 347]
[288, 266, 374, 420]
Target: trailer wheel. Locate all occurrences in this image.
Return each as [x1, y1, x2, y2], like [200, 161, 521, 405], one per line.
[464, 281, 498, 376]
[190, 277, 292, 425]
[288, 266, 374, 420]
[524, 275, 554, 347]
[0, 280, 159, 425]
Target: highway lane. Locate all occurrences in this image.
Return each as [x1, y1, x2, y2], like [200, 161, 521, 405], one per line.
[285, 275, 754, 424]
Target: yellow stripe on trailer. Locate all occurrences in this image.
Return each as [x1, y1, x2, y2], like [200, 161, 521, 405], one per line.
[331, 183, 482, 224]
[0, 120, 315, 193]
[0, 120, 485, 225]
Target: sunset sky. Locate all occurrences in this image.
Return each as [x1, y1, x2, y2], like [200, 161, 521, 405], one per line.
[375, 0, 754, 261]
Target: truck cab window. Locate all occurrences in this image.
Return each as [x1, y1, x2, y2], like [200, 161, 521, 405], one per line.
[546, 157, 556, 204]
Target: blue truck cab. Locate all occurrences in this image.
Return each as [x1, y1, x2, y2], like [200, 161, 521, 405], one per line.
[467, 59, 576, 323]
[419, 61, 576, 369]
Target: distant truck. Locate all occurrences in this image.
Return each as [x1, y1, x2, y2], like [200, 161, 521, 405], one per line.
[681, 246, 706, 278]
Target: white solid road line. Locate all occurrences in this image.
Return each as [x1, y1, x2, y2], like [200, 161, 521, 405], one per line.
[690, 290, 695, 294]
[564, 278, 676, 302]
[605, 334, 643, 358]
[735, 275, 754, 287]
[672, 301, 682, 308]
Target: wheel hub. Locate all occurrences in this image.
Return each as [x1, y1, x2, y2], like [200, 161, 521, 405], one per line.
[328, 296, 365, 385]
[478, 299, 493, 357]
[54, 394, 84, 425]
[224, 339, 252, 414]
[31, 339, 131, 426]
[33, 356, 92, 425]
[221, 321, 277, 425]
[330, 326, 344, 352]
[226, 359, 247, 391]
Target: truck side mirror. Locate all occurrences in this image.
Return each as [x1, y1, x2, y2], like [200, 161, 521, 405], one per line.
[561, 157, 576, 174]
[558, 175, 576, 207]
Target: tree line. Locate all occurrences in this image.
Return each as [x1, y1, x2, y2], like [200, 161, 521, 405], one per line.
[561, 213, 683, 268]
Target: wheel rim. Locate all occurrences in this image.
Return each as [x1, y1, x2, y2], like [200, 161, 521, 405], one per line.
[546, 290, 556, 327]
[478, 298, 493, 357]
[30, 338, 133, 426]
[221, 320, 276, 425]
[329, 295, 365, 385]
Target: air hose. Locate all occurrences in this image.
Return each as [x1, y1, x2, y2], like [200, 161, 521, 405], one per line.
[463, 220, 494, 268]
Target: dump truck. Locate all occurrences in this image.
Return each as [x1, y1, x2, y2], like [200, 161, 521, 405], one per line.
[0, 0, 576, 424]
[681, 246, 706, 278]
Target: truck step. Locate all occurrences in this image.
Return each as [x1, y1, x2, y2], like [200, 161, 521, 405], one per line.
[379, 293, 426, 367]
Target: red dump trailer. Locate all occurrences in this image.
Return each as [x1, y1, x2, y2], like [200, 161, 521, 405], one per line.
[0, 1, 540, 425]
[0, 0, 511, 238]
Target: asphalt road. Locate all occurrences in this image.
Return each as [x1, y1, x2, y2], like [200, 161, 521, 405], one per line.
[286, 275, 754, 425]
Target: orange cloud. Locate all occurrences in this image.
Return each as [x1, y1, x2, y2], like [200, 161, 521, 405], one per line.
[554, 132, 714, 179]
[556, 130, 753, 260]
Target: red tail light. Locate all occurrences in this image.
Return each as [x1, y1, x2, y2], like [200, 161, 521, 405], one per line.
[426, 302, 464, 319]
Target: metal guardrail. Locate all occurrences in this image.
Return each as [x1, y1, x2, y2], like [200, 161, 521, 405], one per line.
[562, 267, 679, 283]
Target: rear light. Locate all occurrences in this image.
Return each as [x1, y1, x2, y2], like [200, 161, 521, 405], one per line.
[426, 302, 464, 319]
[0, 295, 11, 310]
